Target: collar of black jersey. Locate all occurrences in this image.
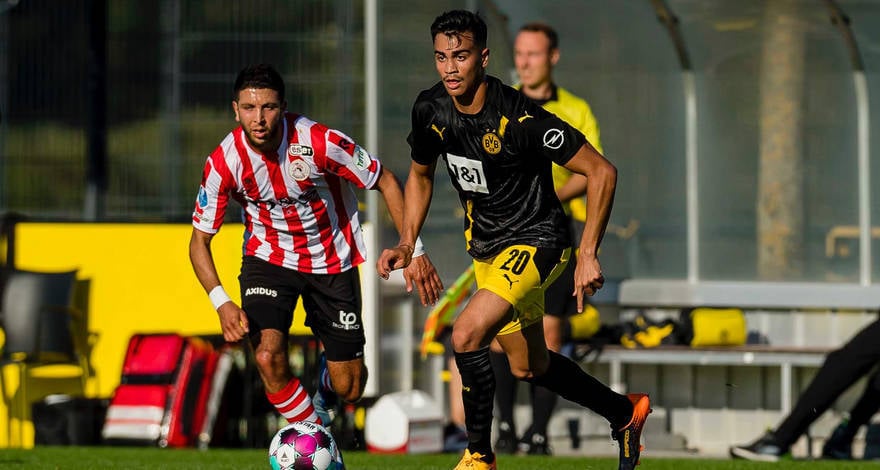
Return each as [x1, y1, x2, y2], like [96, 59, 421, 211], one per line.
[518, 83, 558, 106]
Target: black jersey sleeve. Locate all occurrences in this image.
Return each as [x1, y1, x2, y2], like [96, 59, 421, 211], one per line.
[520, 102, 586, 167]
[407, 90, 444, 165]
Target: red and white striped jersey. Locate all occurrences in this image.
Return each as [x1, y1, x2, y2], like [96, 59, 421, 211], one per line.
[192, 112, 381, 274]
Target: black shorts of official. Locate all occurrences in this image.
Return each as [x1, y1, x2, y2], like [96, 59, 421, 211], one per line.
[544, 218, 585, 318]
[238, 256, 365, 361]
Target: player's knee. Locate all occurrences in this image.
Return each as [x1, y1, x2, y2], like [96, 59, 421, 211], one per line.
[340, 385, 363, 403]
[254, 349, 287, 375]
[451, 325, 482, 352]
[333, 365, 368, 403]
[512, 358, 549, 381]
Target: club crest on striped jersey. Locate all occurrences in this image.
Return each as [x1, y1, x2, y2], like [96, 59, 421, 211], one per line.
[287, 143, 313, 157]
[288, 158, 311, 181]
[353, 146, 371, 170]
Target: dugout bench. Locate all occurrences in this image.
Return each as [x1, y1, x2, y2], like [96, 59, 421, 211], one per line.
[586, 279, 880, 411]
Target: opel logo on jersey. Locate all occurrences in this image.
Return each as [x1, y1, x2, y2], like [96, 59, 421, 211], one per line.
[288, 159, 310, 181]
[482, 132, 501, 155]
[287, 143, 314, 157]
[543, 129, 565, 149]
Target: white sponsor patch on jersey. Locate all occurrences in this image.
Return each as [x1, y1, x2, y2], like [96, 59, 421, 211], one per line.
[446, 153, 489, 194]
[288, 144, 314, 157]
[353, 146, 371, 170]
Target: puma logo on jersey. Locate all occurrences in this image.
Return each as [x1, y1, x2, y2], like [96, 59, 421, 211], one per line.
[517, 111, 533, 123]
[431, 124, 447, 140]
[503, 273, 519, 290]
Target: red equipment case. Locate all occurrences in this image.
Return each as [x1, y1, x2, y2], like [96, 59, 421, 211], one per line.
[101, 333, 219, 447]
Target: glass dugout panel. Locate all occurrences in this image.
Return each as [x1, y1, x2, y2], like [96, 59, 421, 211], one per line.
[672, 0, 859, 281]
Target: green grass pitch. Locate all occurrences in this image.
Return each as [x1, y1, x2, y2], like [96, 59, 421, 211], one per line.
[2, 447, 879, 469]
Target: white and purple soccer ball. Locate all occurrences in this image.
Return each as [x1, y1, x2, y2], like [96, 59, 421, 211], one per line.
[268, 421, 338, 470]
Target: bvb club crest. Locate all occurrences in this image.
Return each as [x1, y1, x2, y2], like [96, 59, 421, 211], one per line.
[482, 132, 501, 155]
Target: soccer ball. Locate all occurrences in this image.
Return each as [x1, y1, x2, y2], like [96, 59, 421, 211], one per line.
[268, 421, 338, 470]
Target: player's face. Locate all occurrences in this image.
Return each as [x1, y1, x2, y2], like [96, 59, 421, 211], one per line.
[232, 88, 286, 153]
[514, 31, 557, 89]
[433, 31, 488, 99]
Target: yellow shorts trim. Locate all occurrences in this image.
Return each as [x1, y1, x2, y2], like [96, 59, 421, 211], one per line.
[473, 245, 569, 336]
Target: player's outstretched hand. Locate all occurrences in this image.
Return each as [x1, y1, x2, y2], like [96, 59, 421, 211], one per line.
[404, 253, 444, 306]
[377, 245, 412, 279]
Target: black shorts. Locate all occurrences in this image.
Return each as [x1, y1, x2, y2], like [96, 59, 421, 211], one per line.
[238, 256, 365, 361]
[544, 219, 584, 318]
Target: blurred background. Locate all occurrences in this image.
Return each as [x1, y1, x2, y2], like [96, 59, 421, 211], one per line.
[4, 0, 880, 284]
[3, 0, 880, 455]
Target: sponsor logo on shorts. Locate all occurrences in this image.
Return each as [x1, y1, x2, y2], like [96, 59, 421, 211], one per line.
[244, 287, 278, 297]
[332, 310, 360, 330]
[503, 273, 519, 290]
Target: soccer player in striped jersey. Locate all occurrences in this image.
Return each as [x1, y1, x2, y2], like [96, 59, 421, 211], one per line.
[189, 64, 443, 446]
[376, 11, 649, 470]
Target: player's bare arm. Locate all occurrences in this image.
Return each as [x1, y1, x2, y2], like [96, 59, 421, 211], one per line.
[189, 228, 249, 342]
[377, 160, 436, 279]
[562, 143, 617, 311]
[555, 172, 587, 203]
[373, 166, 443, 305]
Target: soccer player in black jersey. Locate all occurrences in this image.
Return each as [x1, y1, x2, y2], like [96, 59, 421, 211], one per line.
[377, 10, 650, 470]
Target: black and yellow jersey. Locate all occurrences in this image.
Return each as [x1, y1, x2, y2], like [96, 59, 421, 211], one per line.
[517, 84, 602, 222]
[408, 76, 586, 260]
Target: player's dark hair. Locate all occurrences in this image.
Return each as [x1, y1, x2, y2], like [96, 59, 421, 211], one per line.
[233, 63, 285, 102]
[431, 10, 488, 49]
[519, 22, 559, 50]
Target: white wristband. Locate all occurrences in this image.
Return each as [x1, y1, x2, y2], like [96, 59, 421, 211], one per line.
[209, 285, 232, 310]
[413, 237, 426, 258]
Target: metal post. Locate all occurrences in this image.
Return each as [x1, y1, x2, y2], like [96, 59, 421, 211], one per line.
[825, 0, 871, 284]
[362, 0, 381, 397]
[0, 1, 12, 210]
[650, 0, 697, 281]
[684, 72, 699, 282]
[854, 72, 871, 285]
[160, 0, 181, 218]
[84, 0, 107, 221]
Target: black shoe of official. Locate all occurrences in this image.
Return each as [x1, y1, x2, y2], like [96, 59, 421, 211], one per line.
[494, 421, 518, 454]
[729, 431, 784, 462]
[821, 421, 853, 460]
[517, 433, 551, 455]
[443, 423, 469, 453]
